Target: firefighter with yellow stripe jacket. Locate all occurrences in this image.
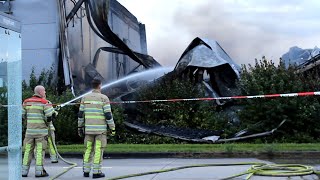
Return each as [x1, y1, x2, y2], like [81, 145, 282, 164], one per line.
[22, 85, 58, 177]
[78, 78, 116, 178]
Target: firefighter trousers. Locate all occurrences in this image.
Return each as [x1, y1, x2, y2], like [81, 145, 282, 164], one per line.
[83, 134, 107, 174]
[22, 136, 47, 175]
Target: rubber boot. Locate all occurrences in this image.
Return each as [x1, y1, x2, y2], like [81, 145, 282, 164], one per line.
[35, 170, 49, 178]
[35, 166, 49, 178]
[22, 165, 29, 177]
[83, 162, 91, 177]
[50, 155, 58, 163]
[92, 173, 105, 179]
[84, 172, 90, 177]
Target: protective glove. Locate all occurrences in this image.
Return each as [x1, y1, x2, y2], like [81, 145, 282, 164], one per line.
[55, 105, 61, 111]
[78, 127, 84, 137]
[46, 116, 52, 123]
[50, 111, 58, 122]
[111, 128, 116, 136]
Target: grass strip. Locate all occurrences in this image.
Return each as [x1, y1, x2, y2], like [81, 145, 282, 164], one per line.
[56, 143, 320, 154]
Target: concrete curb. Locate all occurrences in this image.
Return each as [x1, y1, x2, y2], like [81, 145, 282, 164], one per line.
[56, 151, 320, 159]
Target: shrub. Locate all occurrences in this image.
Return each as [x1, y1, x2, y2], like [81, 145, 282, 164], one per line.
[237, 58, 320, 142]
[3, 57, 320, 145]
[129, 74, 231, 142]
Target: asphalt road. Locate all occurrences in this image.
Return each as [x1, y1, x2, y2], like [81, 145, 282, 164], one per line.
[1, 157, 320, 180]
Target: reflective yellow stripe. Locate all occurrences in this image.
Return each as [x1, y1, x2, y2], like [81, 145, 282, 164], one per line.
[85, 112, 104, 115]
[106, 119, 114, 123]
[80, 104, 85, 111]
[27, 112, 43, 116]
[44, 107, 54, 113]
[26, 106, 43, 110]
[84, 141, 93, 163]
[85, 125, 107, 131]
[85, 125, 106, 127]
[44, 107, 54, 116]
[84, 101, 103, 105]
[83, 162, 91, 173]
[85, 116, 104, 119]
[85, 107, 103, 111]
[23, 143, 32, 165]
[27, 117, 43, 120]
[48, 137, 56, 156]
[36, 142, 42, 166]
[94, 140, 101, 164]
[103, 104, 110, 108]
[103, 105, 111, 112]
[92, 164, 102, 174]
[27, 120, 44, 123]
[26, 129, 48, 135]
[86, 129, 106, 131]
[103, 109, 111, 113]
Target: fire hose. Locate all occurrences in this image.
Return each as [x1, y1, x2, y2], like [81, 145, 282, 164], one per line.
[43, 111, 317, 180]
[47, 123, 77, 180]
[45, 132, 320, 180]
[3, 90, 320, 179]
[105, 163, 320, 180]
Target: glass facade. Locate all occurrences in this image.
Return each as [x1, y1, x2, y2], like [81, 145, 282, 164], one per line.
[0, 13, 22, 180]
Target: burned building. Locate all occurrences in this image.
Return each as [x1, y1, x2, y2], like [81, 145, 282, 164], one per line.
[1, 0, 156, 93]
[2, 1, 264, 143]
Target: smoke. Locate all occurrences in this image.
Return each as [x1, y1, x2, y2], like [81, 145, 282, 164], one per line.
[149, 0, 320, 67]
[173, 1, 281, 65]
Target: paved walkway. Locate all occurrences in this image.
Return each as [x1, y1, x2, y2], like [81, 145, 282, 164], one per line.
[1, 157, 320, 179]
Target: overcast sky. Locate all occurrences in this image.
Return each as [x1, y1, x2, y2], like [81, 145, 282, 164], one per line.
[118, 0, 320, 67]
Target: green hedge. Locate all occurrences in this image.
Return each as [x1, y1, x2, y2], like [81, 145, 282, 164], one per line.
[1, 58, 320, 145]
[132, 74, 233, 142]
[237, 58, 320, 143]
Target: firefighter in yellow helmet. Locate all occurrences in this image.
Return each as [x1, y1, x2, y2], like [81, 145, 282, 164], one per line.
[22, 85, 58, 177]
[78, 78, 115, 178]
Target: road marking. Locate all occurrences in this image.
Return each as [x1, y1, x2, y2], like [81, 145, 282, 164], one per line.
[63, 167, 112, 169]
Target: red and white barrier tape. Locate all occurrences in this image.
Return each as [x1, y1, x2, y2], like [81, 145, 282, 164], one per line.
[110, 91, 320, 104]
[1, 91, 320, 107]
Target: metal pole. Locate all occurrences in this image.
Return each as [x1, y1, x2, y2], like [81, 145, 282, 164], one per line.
[7, 30, 22, 180]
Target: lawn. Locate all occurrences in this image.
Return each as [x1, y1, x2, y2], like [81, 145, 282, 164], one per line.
[56, 143, 320, 153]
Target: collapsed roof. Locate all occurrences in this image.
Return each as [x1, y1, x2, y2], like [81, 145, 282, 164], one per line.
[174, 37, 240, 101]
[120, 37, 248, 142]
[175, 37, 240, 76]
